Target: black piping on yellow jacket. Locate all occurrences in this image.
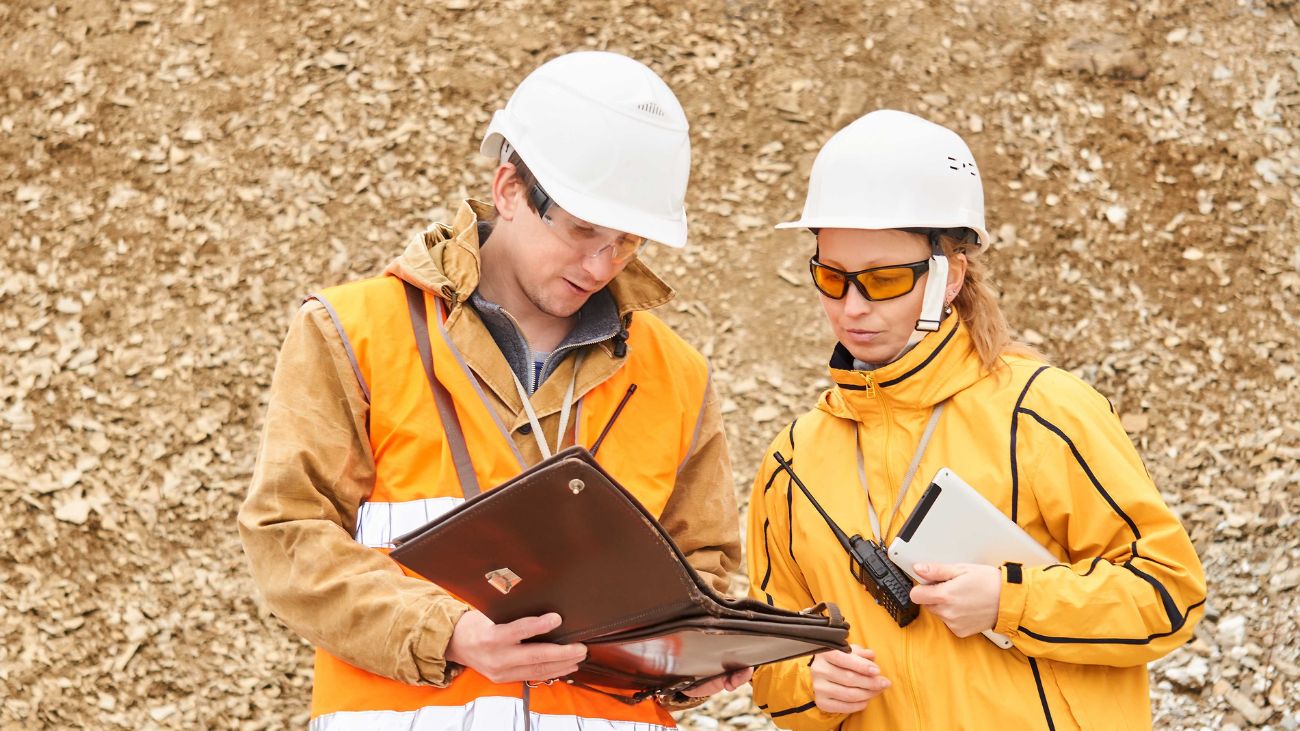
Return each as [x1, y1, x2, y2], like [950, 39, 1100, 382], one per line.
[746, 311, 1206, 731]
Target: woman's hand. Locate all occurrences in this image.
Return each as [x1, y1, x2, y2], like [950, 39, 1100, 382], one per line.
[810, 645, 891, 714]
[909, 563, 1001, 638]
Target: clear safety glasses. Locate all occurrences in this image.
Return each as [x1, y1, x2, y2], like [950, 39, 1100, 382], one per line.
[530, 184, 648, 265]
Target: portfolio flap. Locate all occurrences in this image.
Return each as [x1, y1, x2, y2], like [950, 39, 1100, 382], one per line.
[391, 449, 703, 642]
[578, 625, 845, 690]
[389, 446, 850, 691]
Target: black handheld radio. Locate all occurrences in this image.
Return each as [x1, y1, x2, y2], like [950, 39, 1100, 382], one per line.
[774, 452, 920, 628]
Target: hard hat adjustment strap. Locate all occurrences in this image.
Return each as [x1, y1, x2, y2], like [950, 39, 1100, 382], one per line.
[528, 183, 554, 217]
[501, 140, 556, 218]
[915, 230, 948, 333]
[499, 137, 556, 218]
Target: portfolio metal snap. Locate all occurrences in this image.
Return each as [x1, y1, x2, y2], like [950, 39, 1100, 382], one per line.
[485, 568, 522, 594]
[568, 479, 585, 494]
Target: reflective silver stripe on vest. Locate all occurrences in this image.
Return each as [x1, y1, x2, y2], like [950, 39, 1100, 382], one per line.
[677, 366, 712, 475]
[307, 293, 371, 405]
[310, 696, 675, 730]
[354, 497, 464, 549]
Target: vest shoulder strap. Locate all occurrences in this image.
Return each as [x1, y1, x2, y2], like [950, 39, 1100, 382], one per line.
[402, 280, 479, 498]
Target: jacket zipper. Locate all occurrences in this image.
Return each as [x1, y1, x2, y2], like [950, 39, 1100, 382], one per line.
[866, 375, 924, 730]
[905, 623, 922, 729]
[544, 310, 631, 377]
[497, 307, 622, 396]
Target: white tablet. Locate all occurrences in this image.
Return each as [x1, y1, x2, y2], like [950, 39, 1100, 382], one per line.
[887, 468, 1058, 649]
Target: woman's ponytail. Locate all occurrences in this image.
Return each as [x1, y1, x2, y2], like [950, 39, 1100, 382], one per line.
[941, 235, 1045, 372]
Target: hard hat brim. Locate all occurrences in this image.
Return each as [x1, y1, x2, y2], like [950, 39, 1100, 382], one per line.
[480, 107, 689, 249]
[775, 217, 990, 249]
[539, 169, 689, 249]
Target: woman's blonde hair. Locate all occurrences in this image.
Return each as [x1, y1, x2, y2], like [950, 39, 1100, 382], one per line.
[939, 234, 1046, 372]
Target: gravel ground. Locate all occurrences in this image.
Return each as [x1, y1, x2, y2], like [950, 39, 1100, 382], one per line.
[1, 1, 1297, 729]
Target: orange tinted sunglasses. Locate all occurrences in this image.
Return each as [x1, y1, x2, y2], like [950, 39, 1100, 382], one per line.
[808, 256, 931, 301]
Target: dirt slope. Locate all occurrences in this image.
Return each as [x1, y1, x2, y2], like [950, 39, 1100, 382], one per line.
[1, 1, 1297, 728]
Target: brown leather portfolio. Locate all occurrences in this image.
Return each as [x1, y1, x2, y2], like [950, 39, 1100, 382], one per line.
[390, 446, 850, 698]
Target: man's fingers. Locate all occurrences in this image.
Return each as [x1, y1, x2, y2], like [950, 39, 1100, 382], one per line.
[520, 659, 582, 684]
[449, 612, 590, 683]
[498, 612, 564, 643]
[490, 651, 584, 684]
[482, 656, 582, 684]
[509, 640, 587, 668]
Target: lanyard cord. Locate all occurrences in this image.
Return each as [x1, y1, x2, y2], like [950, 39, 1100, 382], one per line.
[856, 401, 946, 542]
[509, 351, 584, 459]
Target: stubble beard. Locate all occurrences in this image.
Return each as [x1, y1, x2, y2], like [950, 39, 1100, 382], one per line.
[524, 279, 585, 320]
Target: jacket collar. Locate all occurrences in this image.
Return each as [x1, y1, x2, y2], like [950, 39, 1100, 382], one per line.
[469, 287, 622, 392]
[383, 199, 676, 319]
[817, 309, 985, 420]
[382, 199, 676, 424]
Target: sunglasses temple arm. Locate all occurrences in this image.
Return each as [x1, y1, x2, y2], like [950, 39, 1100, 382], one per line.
[915, 254, 948, 332]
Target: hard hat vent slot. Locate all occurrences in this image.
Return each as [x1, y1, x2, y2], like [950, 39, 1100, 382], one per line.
[636, 101, 666, 118]
[947, 156, 978, 177]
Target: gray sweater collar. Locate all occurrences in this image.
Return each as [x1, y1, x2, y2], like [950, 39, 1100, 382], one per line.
[469, 288, 622, 393]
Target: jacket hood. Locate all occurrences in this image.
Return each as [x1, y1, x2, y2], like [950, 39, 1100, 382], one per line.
[383, 199, 676, 317]
[817, 309, 986, 420]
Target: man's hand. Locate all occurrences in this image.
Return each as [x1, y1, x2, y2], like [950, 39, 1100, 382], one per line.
[909, 563, 1001, 638]
[810, 646, 890, 714]
[680, 667, 754, 698]
[445, 610, 587, 684]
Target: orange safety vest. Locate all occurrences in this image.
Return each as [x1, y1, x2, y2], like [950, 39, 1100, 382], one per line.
[307, 275, 710, 730]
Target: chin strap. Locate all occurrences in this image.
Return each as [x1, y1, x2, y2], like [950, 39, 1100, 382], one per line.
[915, 231, 949, 333]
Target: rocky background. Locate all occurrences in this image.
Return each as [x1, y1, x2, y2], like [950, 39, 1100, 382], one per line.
[1, 0, 1297, 728]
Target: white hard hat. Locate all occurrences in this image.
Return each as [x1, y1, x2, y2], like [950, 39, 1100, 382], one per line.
[777, 109, 990, 249]
[480, 52, 691, 248]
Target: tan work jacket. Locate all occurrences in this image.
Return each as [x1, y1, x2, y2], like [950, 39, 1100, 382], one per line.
[238, 200, 740, 697]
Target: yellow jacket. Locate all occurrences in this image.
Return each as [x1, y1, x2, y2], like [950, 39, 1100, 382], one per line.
[747, 312, 1205, 731]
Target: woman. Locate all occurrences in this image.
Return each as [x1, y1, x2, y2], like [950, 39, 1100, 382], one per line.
[747, 110, 1206, 730]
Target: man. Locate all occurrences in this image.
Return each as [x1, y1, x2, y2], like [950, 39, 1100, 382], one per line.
[238, 51, 749, 730]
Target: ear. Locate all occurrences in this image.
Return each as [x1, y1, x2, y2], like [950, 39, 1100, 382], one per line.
[945, 250, 968, 302]
[491, 164, 523, 221]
